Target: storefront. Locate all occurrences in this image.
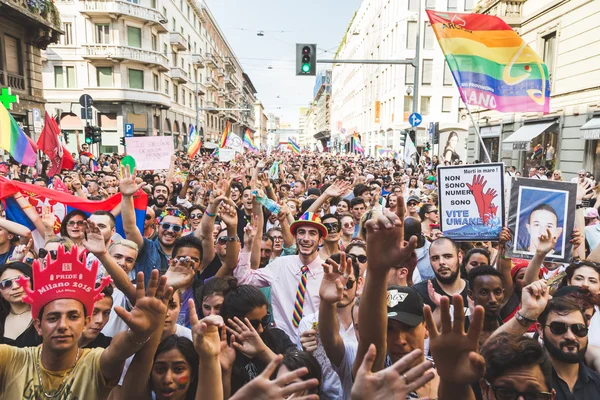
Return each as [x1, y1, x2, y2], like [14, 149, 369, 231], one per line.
[581, 115, 600, 177]
[502, 119, 559, 174]
[478, 125, 502, 163]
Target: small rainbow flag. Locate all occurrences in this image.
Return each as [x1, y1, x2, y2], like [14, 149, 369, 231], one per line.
[211, 147, 219, 157]
[187, 125, 201, 159]
[353, 134, 364, 154]
[288, 137, 300, 155]
[243, 128, 258, 153]
[219, 121, 231, 148]
[533, 144, 543, 158]
[426, 11, 550, 113]
[0, 103, 36, 166]
[375, 145, 383, 155]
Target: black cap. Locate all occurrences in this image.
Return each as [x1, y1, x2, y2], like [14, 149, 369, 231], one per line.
[387, 286, 424, 327]
[307, 188, 321, 197]
[406, 195, 420, 204]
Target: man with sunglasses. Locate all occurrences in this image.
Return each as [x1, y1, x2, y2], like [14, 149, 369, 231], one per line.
[319, 214, 342, 260]
[143, 207, 157, 240]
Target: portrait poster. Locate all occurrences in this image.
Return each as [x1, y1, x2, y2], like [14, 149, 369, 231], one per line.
[438, 130, 467, 164]
[506, 178, 576, 263]
[438, 163, 504, 241]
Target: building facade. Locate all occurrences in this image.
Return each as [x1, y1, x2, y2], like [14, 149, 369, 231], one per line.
[253, 100, 267, 149]
[330, 0, 474, 157]
[312, 69, 331, 151]
[43, 0, 254, 154]
[467, 0, 600, 180]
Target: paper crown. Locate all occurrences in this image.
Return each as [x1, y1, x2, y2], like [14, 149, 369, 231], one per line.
[290, 212, 328, 238]
[16, 245, 112, 318]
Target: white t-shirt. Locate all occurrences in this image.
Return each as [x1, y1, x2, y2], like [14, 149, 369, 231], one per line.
[332, 340, 358, 399]
[589, 307, 600, 348]
[102, 287, 132, 338]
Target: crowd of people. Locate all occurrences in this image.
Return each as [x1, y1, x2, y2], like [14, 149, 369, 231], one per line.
[0, 146, 600, 400]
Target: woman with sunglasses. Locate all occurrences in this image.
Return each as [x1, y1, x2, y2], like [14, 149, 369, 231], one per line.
[57, 209, 88, 246]
[345, 241, 368, 281]
[338, 214, 355, 250]
[220, 285, 297, 396]
[0, 262, 41, 347]
[184, 205, 204, 235]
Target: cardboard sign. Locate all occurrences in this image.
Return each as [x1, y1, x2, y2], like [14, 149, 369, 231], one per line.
[506, 178, 576, 263]
[219, 148, 235, 162]
[438, 163, 505, 241]
[124, 136, 174, 170]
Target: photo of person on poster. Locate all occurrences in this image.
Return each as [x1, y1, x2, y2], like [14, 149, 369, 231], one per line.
[443, 131, 461, 163]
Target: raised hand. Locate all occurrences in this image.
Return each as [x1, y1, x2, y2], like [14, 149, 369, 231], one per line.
[577, 180, 592, 202]
[324, 179, 352, 198]
[570, 228, 583, 251]
[243, 215, 258, 248]
[520, 280, 549, 320]
[119, 166, 144, 197]
[319, 254, 350, 304]
[219, 325, 236, 372]
[229, 355, 319, 400]
[115, 270, 172, 343]
[10, 239, 33, 262]
[364, 195, 417, 270]
[299, 329, 318, 353]
[219, 198, 238, 229]
[427, 280, 443, 308]
[164, 256, 195, 290]
[226, 317, 269, 358]
[424, 295, 485, 385]
[466, 175, 486, 220]
[41, 206, 58, 231]
[535, 227, 559, 256]
[351, 344, 434, 400]
[82, 220, 107, 255]
[498, 226, 511, 246]
[189, 300, 224, 359]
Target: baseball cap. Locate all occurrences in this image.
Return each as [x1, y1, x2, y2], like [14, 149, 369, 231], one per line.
[406, 195, 420, 205]
[584, 208, 599, 219]
[387, 286, 424, 327]
[307, 188, 321, 197]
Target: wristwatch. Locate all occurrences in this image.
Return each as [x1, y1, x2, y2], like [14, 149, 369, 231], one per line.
[225, 235, 239, 242]
[515, 311, 537, 326]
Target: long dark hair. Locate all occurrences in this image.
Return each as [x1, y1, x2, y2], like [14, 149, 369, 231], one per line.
[444, 131, 459, 153]
[59, 210, 88, 238]
[152, 335, 199, 400]
[0, 262, 33, 317]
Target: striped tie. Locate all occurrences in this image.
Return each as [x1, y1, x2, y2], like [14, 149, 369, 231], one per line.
[292, 265, 309, 327]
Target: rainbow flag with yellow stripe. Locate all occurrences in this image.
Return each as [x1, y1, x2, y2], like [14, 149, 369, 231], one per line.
[187, 125, 201, 159]
[219, 121, 231, 148]
[288, 137, 300, 155]
[243, 128, 258, 153]
[426, 11, 550, 113]
[0, 102, 36, 165]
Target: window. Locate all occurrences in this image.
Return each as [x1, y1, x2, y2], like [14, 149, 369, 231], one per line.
[189, 93, 193, 106]
[406, 22, 417, 49]
[127, 26, 142, 48]
[54, 66, 75, 88]
[464, 0, 474, 11]
[165, 79, 169, 94]
[443, 62, 454, 85]
[422, 59, 433, 85]
[151, 34, 157, 51]
[150, 0, 156, 7]
[162, 6, 167, 17]
[405, 65, 415, 85]
[403, 96, 413, 113]
[153, 74, 159, 91]
[126, 0, 139, 4]
[408, 0, 418, 11]
[424, 23, 435, 50]
[96, 24, 110, 44]
[62, 22, 73, 45]
[173, 83, 178, 102]
[420, 96, 431, 115]
[97, 67, 113, 87]
[4, 35, 22, 75]
[426, 0, 435, 8]
[172, 18, 176, 31]
[182, 88, 185, 105]
[442, 96, 453, 112]
[543, 32, 557, 84]
[163, 43, 168, 55]
[447, 0, 457, 11]
[129, 69, 144, 89]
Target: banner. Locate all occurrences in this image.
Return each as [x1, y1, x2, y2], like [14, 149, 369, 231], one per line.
[506, 178, 576, 263]
[219, 148, 235, 162]
[125, 136, 174, 170]
[438, 163, 504, 241]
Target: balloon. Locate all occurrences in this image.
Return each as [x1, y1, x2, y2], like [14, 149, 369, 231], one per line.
[120, 155, 136, 175]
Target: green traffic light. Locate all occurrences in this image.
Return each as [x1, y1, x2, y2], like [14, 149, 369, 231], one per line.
[85, 137, 93, 144]
[302, 64, 311, 73]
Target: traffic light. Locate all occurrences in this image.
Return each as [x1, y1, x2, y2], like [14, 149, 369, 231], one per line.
[91, 126, 102, 144]
[84, 125, 93, 144]
[119, 137, 126, 146]
[296, 44, 316, 76]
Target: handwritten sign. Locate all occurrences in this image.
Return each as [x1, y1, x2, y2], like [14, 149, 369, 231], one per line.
[125, 136, 174, 170]
[219, 148, 235, 162]
[437, 163, 505, 241]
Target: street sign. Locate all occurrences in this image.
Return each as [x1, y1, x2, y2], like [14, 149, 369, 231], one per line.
[409, 112, 422, 127]
[32, 108, 42, 134]
[124, 123, 134, 137]
[79, 94, 93, 107]
[81, 107, 93, 120]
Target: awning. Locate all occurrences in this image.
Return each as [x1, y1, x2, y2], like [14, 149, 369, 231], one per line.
[203, 142, 218, 149]
[314, 131, 331, 141]
[502, 121, 557, 151]
[581, 118, 600, 140]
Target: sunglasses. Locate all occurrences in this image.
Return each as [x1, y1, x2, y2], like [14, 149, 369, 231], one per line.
[427, 209, 438, 214]
[145, 214, 153, 220]
[548, 321, 588, 337]
[190, 213, 203, 220]
[323, 222, 340, 233]
[484, 381, 552, 400]
[0, 276, 21, 291]
[271, 236, 284, 242]
[67, 220, 85, 227]
[249, 313, 271, 330]
[348, 254, 367, 264]
[216, 236, 229, 245]
[344, 277, 356, 290]
[160, 223, 182, 233]
[38, 249, 58, 260]
[407, 202, 418, 206]
[343, 222, 355, 229]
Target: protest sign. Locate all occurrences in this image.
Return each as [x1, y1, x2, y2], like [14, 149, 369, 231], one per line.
[219, 148, 235, 162]
[438, 163, 504, 241]
[506, 178, 576, 263]
[227, 133, 244, 153]
[124, 137, 174, 170]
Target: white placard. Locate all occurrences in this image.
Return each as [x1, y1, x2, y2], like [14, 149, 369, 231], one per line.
[219, 148, 235, 162]
[125, 136, 174, 170]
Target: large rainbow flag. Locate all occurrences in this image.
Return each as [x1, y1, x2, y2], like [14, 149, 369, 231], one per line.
[287, 137, 300, 155]
[0, 103, 36, 165]
[187, 125, 201, 159]
[353, 134, 364, 154]
[243, 128, 258, 153]
[426, 11, 550, 113]
[219, 121, 231, 148]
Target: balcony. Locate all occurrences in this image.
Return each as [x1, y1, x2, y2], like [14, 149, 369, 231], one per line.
[224, 95, 236, 108]
[79, 87, 171, 109]
[205, 101, 219, 113]
[195, 82, 206, 96]
[192, 54, 205, 67]
[169, 32, 188, 50]
[217, 68, 225, 77]
[224, 57, 235, 71]
[224, 75, 236, 90]
[0, 71, 25, 91]
[81, 0, 168, 33]
[170, 67, 188, 83]
[217, 89, 226, 98]
[205, 76, 219, 91]
[205, 53, 218, 68]
[82, 44, 169, 71]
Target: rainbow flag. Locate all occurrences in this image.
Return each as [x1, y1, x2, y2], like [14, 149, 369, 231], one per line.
[0, 103, 36, 166]
[288, 137, 300, 155]
[353, 134, 364, 154]
[211, 147, 219, 157]
[219, 121, 231, 148]
[533, 144, 543, 158]
[375, 145, 384, 155]
[243, 128, 258, 153]
[426, 11, 550, 113]
[187, 125, 201, 159]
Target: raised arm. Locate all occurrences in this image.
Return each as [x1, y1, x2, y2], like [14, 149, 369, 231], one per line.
[194, 190, 223, 268]
[215, 198, 240, 277]
[497, 227, 514, 302]
[523, 228, 556, 286]
[11, 192, 45, 235]
[118, 166, 145, 250]
[0, 217, 31, 242]
[307, 180, 351, 214]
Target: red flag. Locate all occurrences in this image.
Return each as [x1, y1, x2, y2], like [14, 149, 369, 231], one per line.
[37, 112, 73, 175]
[59, 138, 75, 171]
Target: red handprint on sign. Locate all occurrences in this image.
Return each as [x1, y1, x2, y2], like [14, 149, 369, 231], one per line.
[466, 175, 498, 226]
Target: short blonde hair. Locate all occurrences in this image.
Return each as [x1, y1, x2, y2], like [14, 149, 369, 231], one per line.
[109, 239, 139, 254]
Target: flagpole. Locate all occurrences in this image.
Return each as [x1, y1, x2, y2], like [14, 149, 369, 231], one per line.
[464, 102, 492, 163]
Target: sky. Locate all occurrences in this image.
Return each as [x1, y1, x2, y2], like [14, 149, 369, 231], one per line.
[205, 0, 363, 128]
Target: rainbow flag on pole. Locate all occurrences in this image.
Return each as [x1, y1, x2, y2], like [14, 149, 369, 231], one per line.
[426, 11, 550, 113]
[243, 128, 258, 153]
[0, 103, 36, 165]
[219, 121, 231, 148]
[287, 137, 300, 155]
[187, 125, 201, 159]
[353, 134, 364, 154]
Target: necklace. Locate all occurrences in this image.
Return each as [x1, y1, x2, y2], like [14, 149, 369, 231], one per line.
[36, 346, 81, 398]
[9, 308, 30, 316]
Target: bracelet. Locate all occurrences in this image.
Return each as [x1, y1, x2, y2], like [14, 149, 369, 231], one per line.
[21, 205, 32, 210]
[205, 210, 216, 218]
[127, 328, 150, 346]
[515, 311, 537, 326]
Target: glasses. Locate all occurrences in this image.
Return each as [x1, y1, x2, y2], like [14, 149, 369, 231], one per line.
[67, 220, 85, 227]
[407, 202, 418, 207]
[548, 321, 588, 337]
[216, 236, 229, 245]
[484, 381, 552, 400]
[38, 249, 58, 260]
[344, 277, 356, 290]
[249, 313, 271, 330]
[427, 209, 439, 214]
[323, 222, 340, 233]
[343, 222, 355, 229]
[145, 214, 153, 220]
[24, 257, 34, 264]
[190, 213, 203, 220]
[348, 254, 367, 264]
[270, 236, 283, 242]
[0, 276, 21, 291]
[160, 223, 183, 233]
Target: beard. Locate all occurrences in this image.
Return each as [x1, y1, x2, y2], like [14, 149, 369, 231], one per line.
[154, 196, 168, 207]
[544, 337, 586, 364]
[434, 268, 459, 285]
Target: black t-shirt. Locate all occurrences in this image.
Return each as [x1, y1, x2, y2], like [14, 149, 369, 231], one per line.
[412, 278, 470, 311]
[83, 333, 112, 349]
[0, 316, 41, 348]
[196, 254, 222, 282]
